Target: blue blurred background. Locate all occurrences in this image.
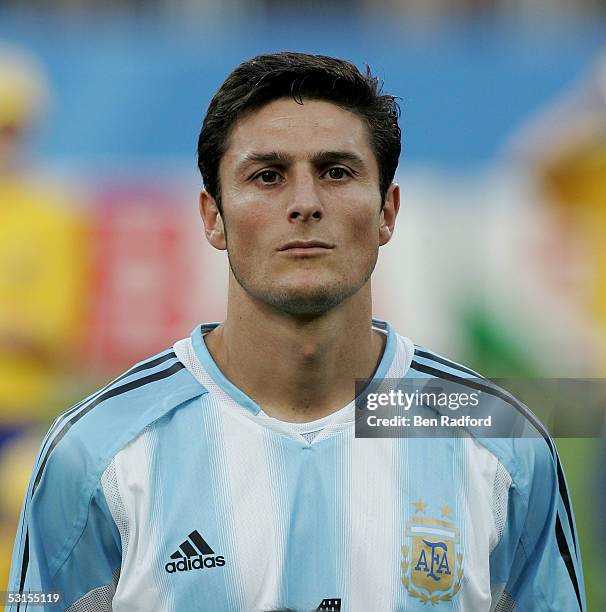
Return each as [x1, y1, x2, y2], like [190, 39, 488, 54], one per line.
[2, 6, 606, 166]
[2, 0, 606, 607]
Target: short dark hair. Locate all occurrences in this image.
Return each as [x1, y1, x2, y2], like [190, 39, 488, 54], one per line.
[197, 52, 401, 213]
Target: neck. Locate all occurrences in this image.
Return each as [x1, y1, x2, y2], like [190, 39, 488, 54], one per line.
[204, 276, 385, 422]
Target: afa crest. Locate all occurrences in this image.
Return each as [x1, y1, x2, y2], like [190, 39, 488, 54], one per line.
[401, 501, 463, 605]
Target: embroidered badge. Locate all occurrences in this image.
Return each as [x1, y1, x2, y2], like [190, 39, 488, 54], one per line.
[401, 500, 463, 605]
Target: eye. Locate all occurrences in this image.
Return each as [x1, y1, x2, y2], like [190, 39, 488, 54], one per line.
[254, 170, 282, 184]
[325, 167, 351, 180]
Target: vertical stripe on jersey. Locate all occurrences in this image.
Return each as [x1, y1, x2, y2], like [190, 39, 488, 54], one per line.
[347, 437, 398, 611]
[145, 427, 176, 612]
[453, 435, 465, 612]
[459, 437, 500, 611]
[263, 431, 290, 606]
[392, 437, 409, 611]
[335, 430, 353, 607]
[213, 405, 285, 610]
[109, 428, 162, 611]
[282, 438, 340, 610]
[201, 398, 247, 611]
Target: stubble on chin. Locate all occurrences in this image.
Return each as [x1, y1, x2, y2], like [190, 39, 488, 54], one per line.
[227, 252, 366, 317]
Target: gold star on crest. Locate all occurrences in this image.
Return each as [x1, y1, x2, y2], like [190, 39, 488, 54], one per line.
[413, 499, 427, 514]
[441, 503, 452, 518]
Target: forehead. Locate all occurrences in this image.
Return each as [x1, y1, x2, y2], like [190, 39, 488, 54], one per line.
[222, 98, 377, 171]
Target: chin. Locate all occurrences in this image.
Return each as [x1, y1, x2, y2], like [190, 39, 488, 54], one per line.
[262, 283, 359, 317]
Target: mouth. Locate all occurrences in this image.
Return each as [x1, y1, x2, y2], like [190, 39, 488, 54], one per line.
[277, 240, 335, 252]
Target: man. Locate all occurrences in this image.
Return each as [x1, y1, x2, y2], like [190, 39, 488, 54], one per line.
[8, 52, 585, 611]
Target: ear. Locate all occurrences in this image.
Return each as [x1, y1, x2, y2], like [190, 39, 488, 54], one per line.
[199, 189, 227, 250]
[378, 183, 400, 246]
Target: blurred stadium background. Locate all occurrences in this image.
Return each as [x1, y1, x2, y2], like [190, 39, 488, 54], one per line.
[2, 0, 606, 607]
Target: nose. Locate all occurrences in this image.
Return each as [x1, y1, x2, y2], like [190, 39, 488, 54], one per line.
[286, 171, 323, 222]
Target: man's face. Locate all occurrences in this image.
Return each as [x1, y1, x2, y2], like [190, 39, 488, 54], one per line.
[205, 97, 398, 316]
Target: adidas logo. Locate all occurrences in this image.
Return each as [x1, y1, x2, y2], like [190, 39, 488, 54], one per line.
[164, 530, 225, 574]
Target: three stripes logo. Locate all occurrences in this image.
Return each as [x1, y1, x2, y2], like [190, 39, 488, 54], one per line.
[165, 530, 226, 573]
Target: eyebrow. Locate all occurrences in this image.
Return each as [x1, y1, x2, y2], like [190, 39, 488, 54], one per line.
[236, 150, 368, 175]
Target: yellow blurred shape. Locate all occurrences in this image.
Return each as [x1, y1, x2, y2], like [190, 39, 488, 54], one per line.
[541, 122, 606, 209]
[538, 112, 606, 362]
[0, 45, 49, 128]
[0, 179, 89, 419]
[0, 432, 39, 589]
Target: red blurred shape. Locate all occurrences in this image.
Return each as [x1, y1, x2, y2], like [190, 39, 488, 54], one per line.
[86, 183, 191, 370]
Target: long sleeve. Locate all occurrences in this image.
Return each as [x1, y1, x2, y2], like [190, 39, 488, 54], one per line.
[490, 437, 586, 611]
[7, 427, 121, 612]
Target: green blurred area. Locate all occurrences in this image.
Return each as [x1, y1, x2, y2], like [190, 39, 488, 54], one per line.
[557, 439, 606, 611]
[464, 306, 605, 608]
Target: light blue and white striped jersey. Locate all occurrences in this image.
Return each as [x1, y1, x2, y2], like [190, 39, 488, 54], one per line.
[8, 319, 585, 611]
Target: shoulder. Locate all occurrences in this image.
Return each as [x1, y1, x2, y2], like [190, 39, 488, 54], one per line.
[404, 340, 557, 483]
[31, 346, 207, 507]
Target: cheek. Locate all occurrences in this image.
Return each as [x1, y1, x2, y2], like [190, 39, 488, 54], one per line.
[224, 200, 271, 250]
[344, 204, 380, 246]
